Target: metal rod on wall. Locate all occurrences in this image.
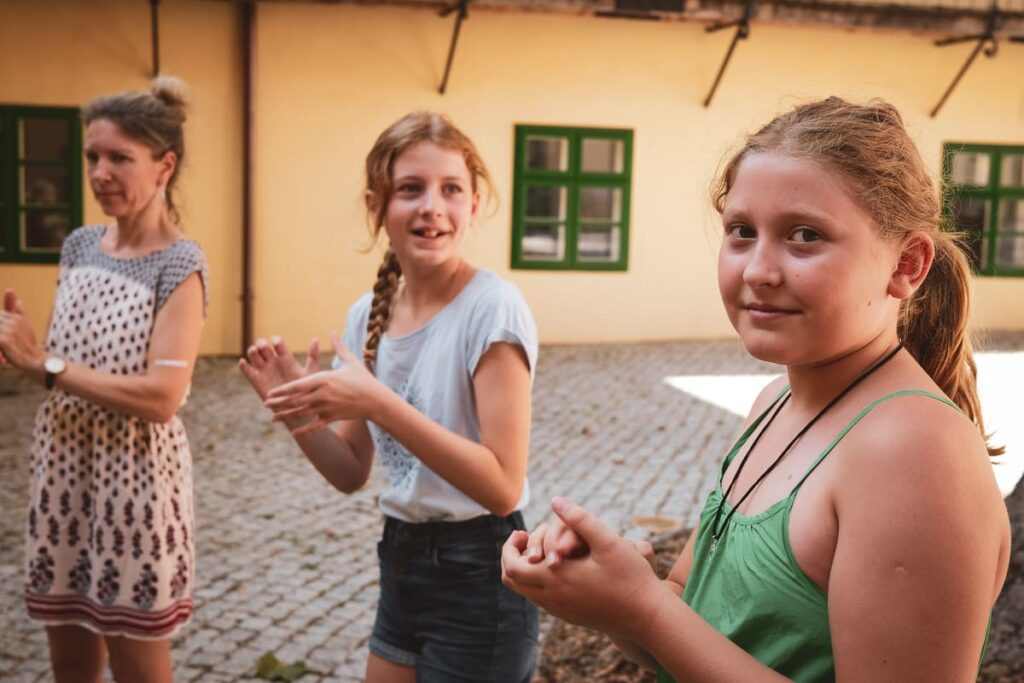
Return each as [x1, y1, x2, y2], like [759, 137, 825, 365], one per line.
[930, 38, 994, 117]
[702, 1, 753, 108]
[929, 1, 1003, 118]
[150, 0, 160, 77]
[438, 0, 469, 95]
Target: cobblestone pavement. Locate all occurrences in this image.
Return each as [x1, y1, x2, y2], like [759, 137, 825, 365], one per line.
[1, 337, 1021, 682]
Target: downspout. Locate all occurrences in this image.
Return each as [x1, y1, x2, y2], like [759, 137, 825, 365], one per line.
[150, 0, 160, 77]
[241, 0, 256, 352]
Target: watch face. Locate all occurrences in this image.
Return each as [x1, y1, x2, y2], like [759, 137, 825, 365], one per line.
[44, 357, 66, 374]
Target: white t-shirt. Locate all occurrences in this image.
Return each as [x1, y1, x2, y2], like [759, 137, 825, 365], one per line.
[337, 269, 538, 523]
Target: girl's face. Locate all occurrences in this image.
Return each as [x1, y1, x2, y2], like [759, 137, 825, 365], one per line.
[85, 118, 174, 220]
[718, 152, 903, 367]
[378, 141, 479, 270]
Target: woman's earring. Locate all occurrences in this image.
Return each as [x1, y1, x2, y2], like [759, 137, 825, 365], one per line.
[158, 186, 167, 203]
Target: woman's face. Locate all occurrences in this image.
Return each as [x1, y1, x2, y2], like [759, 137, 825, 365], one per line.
[84, 118, 174, 220]
[378, 142, 479, 271]
[717, 152, 903, 367]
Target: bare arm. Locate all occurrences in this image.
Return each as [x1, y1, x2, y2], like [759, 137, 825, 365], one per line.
[508, 375, 790, 675]
[239, 337, 375, 493]
[369, 341, 531, 515]
[502, 498, 792, 682]
[268, 339, 532, 516]
[634, 397, 1008, 682]
[290, 419, 376, 494]
[607, 535, 695, 670]
[0, 276, 204, 423]
[266, 337, 532, 516]
[826, 396, 1009, 682]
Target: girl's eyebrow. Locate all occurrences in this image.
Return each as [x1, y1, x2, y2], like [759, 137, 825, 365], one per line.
[84, 145, 134, 156]
[393, 174, 466, 182]
[722, 207, 836, 226]
[773, 208, 836, 227]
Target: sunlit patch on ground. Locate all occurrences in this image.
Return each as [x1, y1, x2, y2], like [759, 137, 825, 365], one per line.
[664, 351, 1024, 497]
[976, 352, 1024, 497]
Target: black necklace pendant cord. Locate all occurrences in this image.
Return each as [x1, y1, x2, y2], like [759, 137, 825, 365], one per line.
[709, 342, 905, 552]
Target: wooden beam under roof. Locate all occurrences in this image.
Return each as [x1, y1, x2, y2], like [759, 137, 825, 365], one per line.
[208, 0, 1024, 40]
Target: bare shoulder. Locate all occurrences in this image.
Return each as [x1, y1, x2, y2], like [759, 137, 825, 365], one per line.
[736, 375, 789, 430]
[837, 392, 997, 499]
[832, 391, 1008, 574]
[826, 391, 1009, 679]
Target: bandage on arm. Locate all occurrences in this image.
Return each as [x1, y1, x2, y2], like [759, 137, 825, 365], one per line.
[154, 359, 189, 368]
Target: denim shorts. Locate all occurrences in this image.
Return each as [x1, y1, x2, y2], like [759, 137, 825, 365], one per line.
[370, 511, 539, 683]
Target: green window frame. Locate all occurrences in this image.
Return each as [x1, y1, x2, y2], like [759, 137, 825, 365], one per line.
[942, 142, 1024, 277]
[511, 125, 633, 271]
[0, 105, 83, 264]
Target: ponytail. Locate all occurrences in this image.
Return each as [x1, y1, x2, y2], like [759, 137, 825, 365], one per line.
[899, 234, 1003, 456]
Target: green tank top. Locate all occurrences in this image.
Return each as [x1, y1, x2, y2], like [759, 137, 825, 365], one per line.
[656, 389, 982, 683]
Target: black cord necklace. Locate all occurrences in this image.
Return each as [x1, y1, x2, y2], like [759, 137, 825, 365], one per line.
[709, 342, 905, 555]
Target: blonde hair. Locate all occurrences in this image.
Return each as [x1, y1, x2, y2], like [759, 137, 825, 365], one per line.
[82, 76, 191, 223]
[713, 97, 1000, 456]
[361, 112, 493, 372]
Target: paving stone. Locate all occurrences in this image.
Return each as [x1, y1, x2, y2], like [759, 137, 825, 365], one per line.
[2, 336, 1020, 678]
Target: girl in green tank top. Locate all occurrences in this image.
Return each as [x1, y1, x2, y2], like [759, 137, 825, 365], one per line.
[501, 97, 1010, 682]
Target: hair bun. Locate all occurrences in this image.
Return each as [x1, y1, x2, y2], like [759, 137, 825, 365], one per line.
[151, 75, 191, 116]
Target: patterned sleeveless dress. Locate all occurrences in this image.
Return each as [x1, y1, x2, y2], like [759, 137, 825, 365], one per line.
[25, 225, 208, 639]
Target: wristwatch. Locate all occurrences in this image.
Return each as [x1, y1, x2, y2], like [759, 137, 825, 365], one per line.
[44, 356, 66, 390]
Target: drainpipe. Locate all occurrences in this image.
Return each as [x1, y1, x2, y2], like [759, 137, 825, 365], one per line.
[150, 0, 160, 77]
[241, 0, 256, 353]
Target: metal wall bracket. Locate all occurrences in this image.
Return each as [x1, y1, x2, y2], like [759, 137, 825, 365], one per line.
[438, 0, 470, 95]
[929, 1, 1023, 117]
[702, 0, 754, 108]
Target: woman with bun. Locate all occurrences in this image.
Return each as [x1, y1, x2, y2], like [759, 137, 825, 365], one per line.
[0, 76, 207, 682]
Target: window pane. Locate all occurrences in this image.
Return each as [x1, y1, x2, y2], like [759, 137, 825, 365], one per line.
[522, 223, 565, 261]
[21, 165, 70, 206]
[577, 226, 621, 262]
[579, 186, 622, 222]
[0, 117, 5, 251]
[995, 236, 1024, 268]
[581, 138, 624, 174]
[525, 136, 568, 172]
[525, 186, 566, 220]
[999, 199, 1024, 233]
[950, 152, 990, 187]
[21, 118, 71, 161]
[951, 196, 989, 269]
[0, 117, 5, 214]
[1001, 154, 1024, 188]
[21, 209, 71, 251]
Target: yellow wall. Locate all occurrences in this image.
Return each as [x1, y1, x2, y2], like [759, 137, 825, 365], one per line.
[253, 4, 1024, 346]
[4, 2, 1022, 353]
[0, 0, 243, 355]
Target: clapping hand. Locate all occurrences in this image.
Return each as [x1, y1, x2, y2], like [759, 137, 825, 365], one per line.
[0, 289, 39, 370]
[238, 335, 320, 401]
[264, 332, 382, 436]
[522, 508, 655, 571]
[502, 497, 664, 642]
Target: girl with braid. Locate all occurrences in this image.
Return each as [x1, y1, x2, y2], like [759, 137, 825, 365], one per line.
[502, 97, 1010, 682]
[238, 112, 538, 682]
